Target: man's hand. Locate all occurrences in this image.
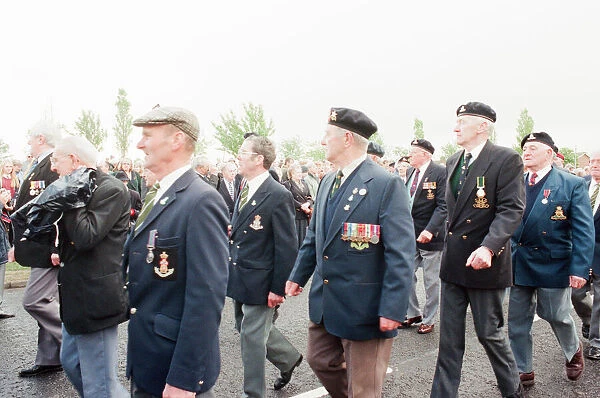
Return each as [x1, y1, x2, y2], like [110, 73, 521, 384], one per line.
[51, 253, 60, 267]
[267, 292, 285, 308]
[285, 281, 303, 296]
[163, 383, 196, 397]
[570, 275, 587, 289]
[380, 317, 401, 331]
[416, 230, 433, 244]
[466, 246, 493, 270]
[7, 247, 14, 262]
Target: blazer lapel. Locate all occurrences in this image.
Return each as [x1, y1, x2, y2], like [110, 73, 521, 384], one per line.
[323, 161, 372, 251]
[520, 169, 560, 234]
[231, 177, 271, 235]
[452, 142, 493, 219]
[445, 152, 461, 219]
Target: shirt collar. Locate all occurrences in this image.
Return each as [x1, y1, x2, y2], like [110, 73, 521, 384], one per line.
[530, 165, 552, 181]
[155, 165, 190, 202]
[246, 170, 270, 200]
[464, 141, 486, 164]
[340, 154, 367, 185]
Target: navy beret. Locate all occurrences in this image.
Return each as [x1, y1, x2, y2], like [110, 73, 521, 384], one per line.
[410, 138, 435, 155]
[456, 101, 496, 123]
[367, 142, 385, 157]
[328, 107, 377, 139]
[520, 131, 555, 150]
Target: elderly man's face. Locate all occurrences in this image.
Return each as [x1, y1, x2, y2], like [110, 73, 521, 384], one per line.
[137, 125, 173, 177]
[454, 116, 482, 148]
[321, 126, 347, 166]
[50, 150, 75, 177]
[27, 134, 44, 157]
[408, 147, 429, 169]
[222, 163, 237, 182]
[522, 142, 553, 171]
[589, 153, 600, 182]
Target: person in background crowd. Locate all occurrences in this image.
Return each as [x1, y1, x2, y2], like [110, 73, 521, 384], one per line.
[13, 159, 24, 183]
[133, 159, 144, 176]
[280, 157, 294, 183]
[586, 150, 600, 360]
[431, 102, 525, 398]
[553, 152, 565, 168]
[367, 141, 385, 165]
[193, 156, 216, 187]
[0, 189, 14, 319]
[304, 162, 319, 199]
[283, 164, 313, 247]
[113, 171, 143, 226]
[396, 156, 411, 181]
[287, 107, 415, 398]
[10, 120, 62, 377]
[49, 135, 130, 397]
[118, 157, 143, 194]
[508, 132, 592, 386]
[399, 139, 447, 335]
[126, 105, 229, 397]
[1, 158, 19, 244]
[216, 161, 238, 218]
[228, 135, 302, 397]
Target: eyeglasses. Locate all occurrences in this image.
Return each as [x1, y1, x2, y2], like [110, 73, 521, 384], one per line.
[237, 149, 259, 157]
[50, 154, 69, 164]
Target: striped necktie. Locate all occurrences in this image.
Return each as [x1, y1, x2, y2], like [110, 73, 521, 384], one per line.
[135, 183, 160, 231]
[591, 183, 600, 209]
[330, 170, 343, 198]
[238, 184, 249, 210]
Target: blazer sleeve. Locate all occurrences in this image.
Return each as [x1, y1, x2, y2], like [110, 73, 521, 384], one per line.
[270, 189, 298, 296]
[481, 151, 525, 255]
[568, 177, 595, 278]
[424, 167, 447, 237]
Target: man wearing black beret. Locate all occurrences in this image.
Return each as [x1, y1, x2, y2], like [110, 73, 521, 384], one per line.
[508, 132, 592, 385]
[399, 139, 447, 335]
[367, 142, 385, 164]
[431, 102, 525, 397]
[286, 108, 415, 397]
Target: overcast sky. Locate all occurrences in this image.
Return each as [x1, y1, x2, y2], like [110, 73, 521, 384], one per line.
[1, 0, 599, 160]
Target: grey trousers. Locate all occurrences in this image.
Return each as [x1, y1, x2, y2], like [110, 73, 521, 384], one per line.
[0, 262, 5, 307]
[431, 281, 520, 398]
[588, 273, 600, 348]
[571, 282, 592, 328]
[406, 249, 442, 324]
[22, 267, 62, 366]
[233, 300, 301, 398]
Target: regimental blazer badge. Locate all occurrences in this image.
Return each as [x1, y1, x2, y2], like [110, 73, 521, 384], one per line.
[250, 215, 264, 230]
[154, 251, 175, 278]
[550, 206, 567, 220]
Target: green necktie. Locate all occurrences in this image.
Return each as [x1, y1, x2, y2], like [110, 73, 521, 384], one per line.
[135, 183, 160, 231]
[238, 184, 249, 210]
[591, 183, 600, 209]
[330, 170, 343, 198]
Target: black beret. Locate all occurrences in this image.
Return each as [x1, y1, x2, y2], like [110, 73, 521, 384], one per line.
[113, 171, 129, 182]
[410, 138, 435, 155]
[398, 156, 410, 164]
[456, 101, 496, 123]
[328, 107, 377, 139]
[367, 142, 385, 157]
[520, 132, 556, 150]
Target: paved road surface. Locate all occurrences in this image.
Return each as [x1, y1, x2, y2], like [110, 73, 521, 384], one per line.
[2, 273, 600, 397]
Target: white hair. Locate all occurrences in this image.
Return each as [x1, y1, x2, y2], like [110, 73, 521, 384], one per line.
[56, 135, 98, 167]
[28, 120, 63, 147]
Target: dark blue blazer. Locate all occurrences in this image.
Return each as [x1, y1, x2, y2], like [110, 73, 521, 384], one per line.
[125, 169, 229, 396]
[289, 158, 416, 341]
[406, 162, 447, 251]
[592, 181, 600, 275]
[227, 175, 298, 304]
[512, 168, 594, 287]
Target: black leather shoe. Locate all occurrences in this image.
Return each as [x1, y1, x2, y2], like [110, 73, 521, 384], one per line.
[274, 355, 302, 390]
[0, 310, 15, 319]
[582, 324, 590, 339]
[586, 346, 600, 360]
[18, 365, 63, 377]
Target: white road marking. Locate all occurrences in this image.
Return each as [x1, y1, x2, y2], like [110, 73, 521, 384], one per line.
[290, 368, 393, 398]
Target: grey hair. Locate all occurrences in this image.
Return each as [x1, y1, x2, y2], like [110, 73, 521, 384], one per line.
[192, 156, 212, 169]
[329, 125, 369, 151]
[55, 135, 98, 167]
[28, 120, 63, 148]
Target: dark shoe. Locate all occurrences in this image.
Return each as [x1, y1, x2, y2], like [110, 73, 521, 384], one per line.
[274, 355, 302, 390]
[519, 371, 535, 387]
[398, 315, 423, 329]
[504, 382, 525, 398]
[417, 323, 434, 334]
[0, 310, 15, 319]
[582, 324, 590, 339]
[585, 346, 600, 360]
[19, 364, 63, 377]
[566, 343, 584, 381]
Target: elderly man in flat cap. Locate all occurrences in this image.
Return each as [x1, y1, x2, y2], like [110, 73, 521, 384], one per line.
[508, 132, 592, 386]
[286, 107, 415, 397]
[431, 102, 525, 398]
[125, 105, 230, 397]
[398, 139, 446, 335]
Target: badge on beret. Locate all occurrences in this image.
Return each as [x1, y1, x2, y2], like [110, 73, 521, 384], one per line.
[329, 110, 337, 122]
[527, 133, 536, 140]
[459, 106, 466, 112]
[250, 215, 263, 230]
[550, 206, 567, 220]
[411, 139, 419, 145]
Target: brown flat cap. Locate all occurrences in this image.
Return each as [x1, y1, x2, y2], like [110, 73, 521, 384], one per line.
[133, 105, 199, 141]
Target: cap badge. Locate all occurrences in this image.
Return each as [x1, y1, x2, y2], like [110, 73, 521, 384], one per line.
[527, 133, 536, 140]
[411, 139, 419, 145]
[459, 106, 466, 112]
[329, 110, 337, 121]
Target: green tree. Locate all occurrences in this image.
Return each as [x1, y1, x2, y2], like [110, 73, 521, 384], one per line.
[513, 108, 535, 154]
[413, 118, 425, 139]
[74, 110, 107, 151]
[212, 103, 275, 155]
[0, 138, 9, 156]
[305, 141, 325, 162]
[369, 132, 385, 147]
[194, 132, 210, 156]
[280, 136, 305, 159]
[439, 142, 460, 163]
[560, 147, 577, 167]
[113, 88, 133, 158]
